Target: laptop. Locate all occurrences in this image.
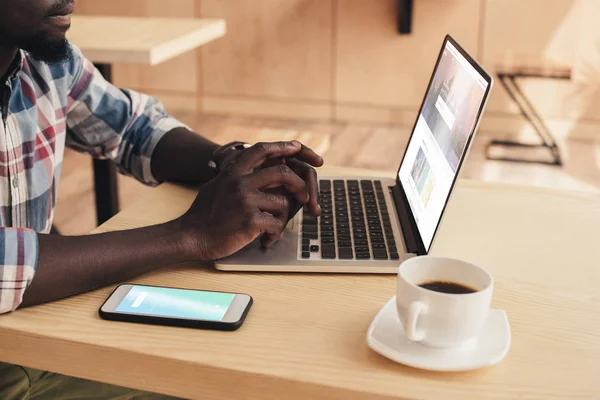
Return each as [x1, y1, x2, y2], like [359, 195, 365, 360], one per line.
[215, 35, 493, 273]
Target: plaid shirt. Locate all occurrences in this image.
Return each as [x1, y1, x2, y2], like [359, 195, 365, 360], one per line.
[0, 43, 185, 314]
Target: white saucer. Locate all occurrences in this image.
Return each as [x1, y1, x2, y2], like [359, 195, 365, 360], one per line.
[367, 297, 511, 372]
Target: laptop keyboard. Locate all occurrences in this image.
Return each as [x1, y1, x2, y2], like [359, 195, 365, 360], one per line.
[301, 180, 399, 261]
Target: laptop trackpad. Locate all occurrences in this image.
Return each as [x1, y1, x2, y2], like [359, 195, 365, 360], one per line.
[217, 220, 301, 266]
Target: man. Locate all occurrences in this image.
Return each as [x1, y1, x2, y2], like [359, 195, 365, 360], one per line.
[0, 0, 323, 398]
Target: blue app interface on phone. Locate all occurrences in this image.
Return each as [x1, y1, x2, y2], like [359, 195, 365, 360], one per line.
[115, 286, 235, 321]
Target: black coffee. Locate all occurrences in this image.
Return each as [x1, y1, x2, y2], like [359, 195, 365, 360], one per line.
[419, 280, 476, 294]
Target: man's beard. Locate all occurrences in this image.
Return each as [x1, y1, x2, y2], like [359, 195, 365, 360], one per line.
[18, 33, 72, 64]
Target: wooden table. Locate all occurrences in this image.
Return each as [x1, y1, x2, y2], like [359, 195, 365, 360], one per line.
[1, 167, 599, 399]
[66, 16, 226, 225]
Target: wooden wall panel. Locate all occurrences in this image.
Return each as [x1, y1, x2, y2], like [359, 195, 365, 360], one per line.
[199, 0, 333, 102]
[335, 0, 482, 110]
[483, 0, 600, 121]
[76, 0, 198, 98]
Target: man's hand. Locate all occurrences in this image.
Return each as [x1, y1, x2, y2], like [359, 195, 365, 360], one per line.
[179, 141, 322, 260]
[218, 141, 324, 218]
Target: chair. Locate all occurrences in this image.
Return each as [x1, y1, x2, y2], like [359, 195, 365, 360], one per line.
[486, 53, 572, 166]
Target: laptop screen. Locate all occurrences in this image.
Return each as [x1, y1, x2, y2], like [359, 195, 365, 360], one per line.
[398, 40, 490, 251]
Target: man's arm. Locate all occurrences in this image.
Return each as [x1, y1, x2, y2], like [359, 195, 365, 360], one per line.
[21, 221, 185, 307]
[150, 127, 219, 184]
[17, 142, 314, 309]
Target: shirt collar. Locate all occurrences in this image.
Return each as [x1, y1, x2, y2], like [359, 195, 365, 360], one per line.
[3, 50, 24, 86]
[7, 50, 24, 81]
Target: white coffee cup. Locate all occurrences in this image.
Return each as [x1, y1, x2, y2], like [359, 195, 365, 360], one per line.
[396, 256, 494, 348]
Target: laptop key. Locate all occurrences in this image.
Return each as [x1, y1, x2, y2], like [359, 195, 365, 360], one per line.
[310, 245, 319, 252]
[338, 229, 350, 235]
[321, 238, 334, 244]
[321, 232, 334, 238]
[372, 243, 386, 249]
[373, 249, 388, 260]
[371, 237, 385, 244]
[302, 244, 310, 252]
[303, 217, 318, 225]
[338, 241, 352, 248]
[302, 238, 310, 246]
[321, 225, 334, 232]
[338, 247, 353, 259]
[321, 244, 336, 259]
[303, 232, 318, 240]
[303, 225, 318, 233]
[320, 180, 331, 190]
[302, 251, 310, 259]
[355, 246, 369, 253]
[354, 240, 368, 246]
[390, 252, 400, 260]
[356, 252, 371, 259]
[388, 245, 397, 253]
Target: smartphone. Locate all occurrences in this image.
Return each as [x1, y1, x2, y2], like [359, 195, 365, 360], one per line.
[99, 284, 253, 331]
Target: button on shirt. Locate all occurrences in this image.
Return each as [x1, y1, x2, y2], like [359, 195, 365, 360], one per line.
[0, 43, 185, 313]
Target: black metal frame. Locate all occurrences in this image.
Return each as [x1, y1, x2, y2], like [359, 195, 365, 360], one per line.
[486, 72, 566, 166]
[92, 63, 120, 225]
[397, 0, 413, 34]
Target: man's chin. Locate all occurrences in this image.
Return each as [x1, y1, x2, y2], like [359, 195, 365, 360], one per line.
[20, 35, 72, 64]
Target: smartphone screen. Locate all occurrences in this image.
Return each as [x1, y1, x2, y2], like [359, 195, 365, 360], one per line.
[114, 285, 237, 321]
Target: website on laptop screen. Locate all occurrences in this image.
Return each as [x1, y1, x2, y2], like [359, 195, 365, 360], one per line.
[399, 41, 489, 251]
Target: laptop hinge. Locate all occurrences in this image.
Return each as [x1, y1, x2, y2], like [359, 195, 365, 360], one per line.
[390, 184, 421, 255]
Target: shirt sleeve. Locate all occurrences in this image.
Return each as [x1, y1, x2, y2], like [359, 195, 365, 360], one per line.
[65, 44, 188, 185]
[0, 228, 39, 314]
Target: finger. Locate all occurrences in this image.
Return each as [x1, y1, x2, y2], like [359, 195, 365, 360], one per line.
[254, 192, 290, 219]
[231, 141, 303, 174]
[287, 143, 324, 168]
[246, 164, 309, 205]
[251, 212, 286, 248]
[260, 157, 285, 169]
[287, 159, 320, 217]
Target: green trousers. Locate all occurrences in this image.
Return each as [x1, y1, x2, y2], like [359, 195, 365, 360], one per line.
[0, 362, 180, 400]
